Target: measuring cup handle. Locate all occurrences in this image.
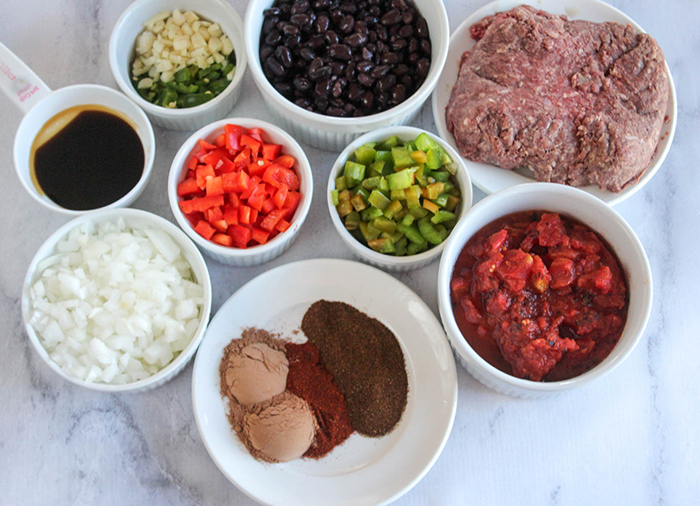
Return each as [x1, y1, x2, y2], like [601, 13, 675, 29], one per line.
[0, 42, 52, 115]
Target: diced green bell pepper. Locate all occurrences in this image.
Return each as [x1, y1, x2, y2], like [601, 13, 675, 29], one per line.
[418, 217, 443, 245]
[431, 210, 456, 224]
[391, 146, 412, 168]
[368, 190, 391, 210]
[355, 144, 377, 165]
[388, 169, 413, 190]
[344, 161, 366, 188]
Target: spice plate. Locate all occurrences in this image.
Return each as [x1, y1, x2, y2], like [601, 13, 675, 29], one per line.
[430, 0, 677, 206]
[192, 258, 457, 506]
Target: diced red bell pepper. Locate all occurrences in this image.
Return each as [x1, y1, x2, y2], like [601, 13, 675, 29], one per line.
[206, 206, 223, 222]
[240, 135, 262, 157]
[202, 148, 230, 168]
[276, 219, 291, 233]
[225, 124, 244, 151]
[261, 198, 276, 215]
[199, 138, 217, 151]
[177, 178, 200, 197]
[273, 184, 289, 209]
[246, 127, 265, 143]
[217, 157, 236, 174]
[239, 175, 261, 200]
[179, 195, 224, 214]
[251, 227, 270, 245]
[273, 155, 296, 169]
[212, 233, 234, 247]
[228, 225, 252, 248]
[223, 207, 239, 225]
[282, 190, 301, 220]
[206, 176, 224, 197]
[249, 208, 259, 223]
[262, 164, 300, 191]
[192, 147, 208, 161]
[214, 133, 226, 148]
[188, 156, 199, 170]
[196, 164, 215, 188]
[247, 184, 267, 212]
[238, 205, 252, 225]
[247, 158, 271, 178]
[211, 220, 228, 233]
[260, 208, 286, 232]
[234, 147, 252, 165]
[194, 220, 216, 240]
[262, 143, 283, 161]
[227, 192, 241, 208]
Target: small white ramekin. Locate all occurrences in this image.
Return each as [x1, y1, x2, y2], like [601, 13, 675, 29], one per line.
[109, 0, 247, 131]
[168, 118, 312, 266]
[13, 84, 156, 216]
[438, 183, 653, 398]
[21, 208, 213, 393]
[327, 126, 472, 272]
[244, 0, 449, 151]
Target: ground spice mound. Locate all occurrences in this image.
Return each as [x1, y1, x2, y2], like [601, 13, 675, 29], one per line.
[285, 341, 354, 458]
[301, 300, 408, 437]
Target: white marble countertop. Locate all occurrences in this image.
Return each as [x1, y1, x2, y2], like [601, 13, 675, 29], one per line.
[1, 0, 698, 504]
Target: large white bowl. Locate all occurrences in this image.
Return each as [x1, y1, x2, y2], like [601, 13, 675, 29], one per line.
[244, 0, 450, 151]
[110, 0, 247, 131]
[168, 118, 313, 266]
[431, 0, 677, 206]
[13, 84, 156, 215]
[437, 183, 653, 398]
[21, 208, 213, 393]
[327, 126, 472, 272]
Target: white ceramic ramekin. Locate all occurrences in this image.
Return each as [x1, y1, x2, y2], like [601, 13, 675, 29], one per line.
[244, 0, 449, 151]
[437, 183, 653, 398]
[109, 0, 247, 131]
[21, 208, 213, 393]
[13, 84, 156, 215]
[327, 126, 472, 272]
[168, 118, 312, 266]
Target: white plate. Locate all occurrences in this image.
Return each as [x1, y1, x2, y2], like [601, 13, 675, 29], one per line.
[191, 259, 458, 506]
[431, 0, 677, 206]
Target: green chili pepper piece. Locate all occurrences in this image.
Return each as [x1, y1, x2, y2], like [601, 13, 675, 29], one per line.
[431, 210, 456, 224]
[418, 217, 443, 245]
[179, 93, 214, 108]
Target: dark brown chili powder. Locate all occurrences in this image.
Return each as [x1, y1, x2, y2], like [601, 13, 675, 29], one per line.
[301, 300, 408, 437]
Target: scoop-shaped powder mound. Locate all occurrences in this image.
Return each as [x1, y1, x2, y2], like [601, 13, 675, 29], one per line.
[223, 342, 289, 406]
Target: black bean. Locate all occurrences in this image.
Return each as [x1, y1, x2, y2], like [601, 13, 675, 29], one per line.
[362, 47, 374, 61]
[391, 83, 406, 103]
[408, 52, 420, 64]
[291, 0, 309, 15]
[299, 46, 316, 61]
[293, 76, 312, 92]
[402, 9, 414, 24]
[330, 97, 344, 108]
[313, 0, 330, 9]
[368, 30, 378, 42]
[308, 35, 326, 49]
[285, 34, 301, 47]
[369, 5, 381, 17]
[265, 56, 286, 77]
[264, 7, 281, 16]
[365, 15, 380, 26]
[276, 46, 294, 68]
[340, 2, 357, 13]
[416, 17, 428, 38]
[358, 72, 375, 87]
[262, 16, 278, 34]
[361, 91, 374, 109]
[315, 78, 332, 97]
[381, 52, 399, 65]
[339, 15, 355, 34]
[279, 22, 299, 35]
[344, 61, 356, 81]
[330, 9, 344, 25]
[417, 57, 430, 77]
[265, 30, 283, 46]
[290, 13, 310, 26]
[378, 73, 396, 92]
[420, 39, 431, 55]
[376, 91, 389, 107]
[344, 103, 356, 114]
[401, 74, 413, 89]
[391, 0, 408, 11]
[309, 64, 332, 81]
[278, 2, 291, 15]
[399, 24, 413, 38]
[260, 44, 274, 61]
[376, 24, 388, 41]
[381, 9, 401, 26]
[332, 78, 347, 97]
[314, 14, 330, 33]
[370, 64, 391, 78]
[393, 63, 409, 76]
[329, 43, 352, 61]
[274, 81, 293, 96]
[325, 30, 340, 45]
[356, 60, 374, 73]
[314, 95, 329, 112]
[344, 32, 366, 48]
[295, 97, 313, 109]
[376, 40, 388, 54]
[408, 37, 418, 53]
[326, 107, 345, 116]
[355, 20, 368, 34]
[330, 61, 345, 75]
[391, 38, 408, 50]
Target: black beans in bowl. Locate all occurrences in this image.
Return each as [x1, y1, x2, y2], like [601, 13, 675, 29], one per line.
[259, 0, 432, 118]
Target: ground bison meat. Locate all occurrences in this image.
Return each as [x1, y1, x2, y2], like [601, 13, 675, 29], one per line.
[445, 5, 669, 192]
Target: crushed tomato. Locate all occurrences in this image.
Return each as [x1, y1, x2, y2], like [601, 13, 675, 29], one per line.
[450, 211, 628, 382]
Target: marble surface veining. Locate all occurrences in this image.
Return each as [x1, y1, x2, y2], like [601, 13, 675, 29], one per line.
[1, 0, 698, 504]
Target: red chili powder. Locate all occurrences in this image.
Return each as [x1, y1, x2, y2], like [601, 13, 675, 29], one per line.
[285, 341, 353, 459]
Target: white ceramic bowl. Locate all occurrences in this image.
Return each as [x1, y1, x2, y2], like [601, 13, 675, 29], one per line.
[109, 0, 247, 131]
[21, 208, 213, 393]
[168, 118, 312, 266]
[244, 0, 450, 151]
[437, 183, 653, 398]
[327, 126, 472, 272]
[431, 0, 677, 206]
[13, 84, 155, 215]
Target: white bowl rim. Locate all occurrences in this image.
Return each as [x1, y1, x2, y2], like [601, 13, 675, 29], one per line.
[327, 125, 473, 267]
[109, 0, 248, 118]
[430, 0, 678, 207]
[168, 117, 313, 258]
[13, 84, 156, 216]
[244, 0, 449, 127]
[438, 182, 653, 392]
[21, 207, 213, 392]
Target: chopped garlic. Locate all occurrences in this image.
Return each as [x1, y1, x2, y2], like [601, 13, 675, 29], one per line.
[138, 78, 153, 89]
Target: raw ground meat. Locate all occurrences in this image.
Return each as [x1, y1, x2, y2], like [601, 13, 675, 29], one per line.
[445, 5, 669, 192]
